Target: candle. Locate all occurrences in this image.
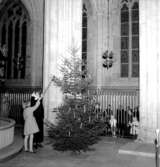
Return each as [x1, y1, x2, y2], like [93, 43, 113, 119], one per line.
[84, 105, 86, 113]
[68, 107, 71, 113]
[80, 122, 83, 129]
[68, 130, 71, 137]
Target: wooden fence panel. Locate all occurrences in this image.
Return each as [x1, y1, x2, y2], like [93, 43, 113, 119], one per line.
[88, 89, 139, 114]
[0, 87, 139, 131]
[0, 87, 41, 125]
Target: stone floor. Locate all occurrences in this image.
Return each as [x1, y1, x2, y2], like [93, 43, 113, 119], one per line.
[0, 135, 157, 167]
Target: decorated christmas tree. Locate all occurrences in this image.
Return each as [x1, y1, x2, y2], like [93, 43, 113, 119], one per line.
[47, 47, 107, 152]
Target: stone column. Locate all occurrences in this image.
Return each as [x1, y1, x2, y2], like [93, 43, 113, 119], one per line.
[43, 0, 82, 123]
[96, 11, 103, 88]
[139, 0, 160, 142]
[94, 0, 107, 89]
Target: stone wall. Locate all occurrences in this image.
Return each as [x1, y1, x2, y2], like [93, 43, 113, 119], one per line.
[0, 0, 139, 89]
[86, 0, 139, 89]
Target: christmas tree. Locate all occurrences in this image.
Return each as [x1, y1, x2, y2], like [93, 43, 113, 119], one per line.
[47, 47, 107, 152]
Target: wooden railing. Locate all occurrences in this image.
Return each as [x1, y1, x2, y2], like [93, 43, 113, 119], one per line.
[88, 88, 139, 114]
[0, 87, 139, 131]
[0, 87, 42, 125]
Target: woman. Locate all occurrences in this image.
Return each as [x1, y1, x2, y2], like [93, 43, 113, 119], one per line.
[31, 91, 44, 149]
[23, 98, 41, 153]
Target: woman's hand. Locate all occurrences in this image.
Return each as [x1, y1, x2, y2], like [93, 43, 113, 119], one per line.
[38, 94, 43, 101]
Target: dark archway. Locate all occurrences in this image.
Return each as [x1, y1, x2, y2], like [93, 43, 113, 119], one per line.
[0, 0, 30, 79]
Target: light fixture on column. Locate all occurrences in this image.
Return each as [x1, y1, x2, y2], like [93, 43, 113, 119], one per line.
[102, 50, 114, 69]
[0, 44, 7, 82]
[102, 0, 114, 69]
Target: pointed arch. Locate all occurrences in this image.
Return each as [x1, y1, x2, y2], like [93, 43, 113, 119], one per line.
[0, 0, 30, 79]
[120, 0, 139, 78]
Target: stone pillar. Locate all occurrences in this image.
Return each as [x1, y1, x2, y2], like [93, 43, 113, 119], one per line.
[139, 0, 160, 142]
[96, 11, 103, 88]
[43, 0, 82, 123]
[94, 0, 107, 89]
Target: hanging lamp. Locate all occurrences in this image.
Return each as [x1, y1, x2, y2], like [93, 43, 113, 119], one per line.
[102, 0, 114, 69]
